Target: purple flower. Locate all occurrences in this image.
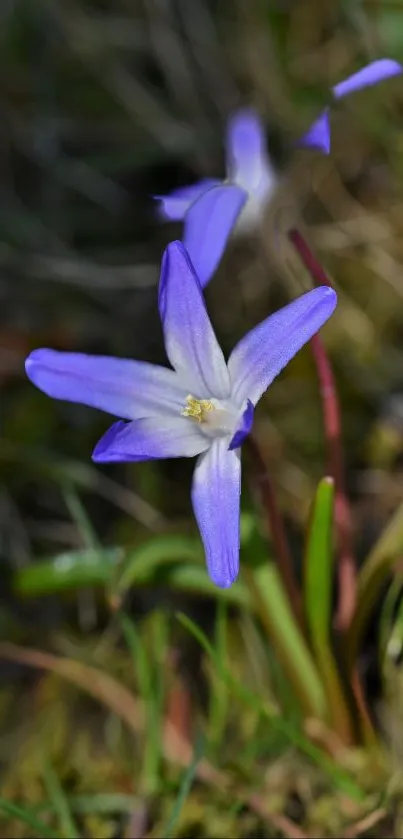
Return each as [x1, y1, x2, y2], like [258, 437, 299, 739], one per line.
[25, 241, 337, 588]
[155, 108, 277, 234]
[301, 58, 403, 154]
[153, 109, 276, 288]
[181, 183, 247, 288]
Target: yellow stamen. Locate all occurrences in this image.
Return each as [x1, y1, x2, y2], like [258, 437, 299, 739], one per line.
[182, 395, 214, 423]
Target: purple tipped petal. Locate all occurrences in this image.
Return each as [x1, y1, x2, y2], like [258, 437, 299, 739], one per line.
[300, 59, 402, 155]
[300, 110, 331, 154]
[93, 416, 209, 463]
[25, 349, 189, 420]
[228, 400, 254, 450]
[191, 438, 241, 587]
[226, 108, 267, 190]
[333, 58, 402, 99]
[158, 241, 231, 399]
[183, 184, 247, 288]
[228, 287, 337, 406]
[154, 179, 221, 221]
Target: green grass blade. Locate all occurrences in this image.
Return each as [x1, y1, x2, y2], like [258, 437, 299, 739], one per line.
[112, 517, 258, 602]
[14, 548, 121, 596]
[42, 758, 80, 839]
[304, 478, 335, 641]
[0, 798, 59, 839]
[13, 549, 251, 607]
[378, 576, 403, 667]
[176, 613, 363, 800]
[120, 613, 153, 700]
[163, 735, 204, 838]
[208, 601, 229, 753]
[62, 485, 100, 549]
[244, 564, 327, 720]
[149, 564, 252, 607]
[14, 513, 257, 601]
[120, 611, 167, 793]
[348, 497, 403, 669]
[304, 477, 353, 741]
[112, 535, 203, 595]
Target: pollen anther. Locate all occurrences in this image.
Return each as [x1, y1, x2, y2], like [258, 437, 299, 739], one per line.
[182, 395, 214, 423]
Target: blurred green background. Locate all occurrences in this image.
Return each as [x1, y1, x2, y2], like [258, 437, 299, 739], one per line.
[3, 0, 403, 836]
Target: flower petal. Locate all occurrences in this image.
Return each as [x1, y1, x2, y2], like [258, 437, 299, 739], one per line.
[228, 399, 254, 450]
[226, 108, 267, 190]
[333, 58, 402, 99]
[183, 184, 247, 288]
[228, 287, 337, 406]
[191, 438, 241, 587]
[92, 416, 209, 462]
[300, 59, 402, 154]
[25, 349, 189, 420]
[300, 111, 331, 154]
[158, 241, 231, 399]
[154, 179, 221, 221]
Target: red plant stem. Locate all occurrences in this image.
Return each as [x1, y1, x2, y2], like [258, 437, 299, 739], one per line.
[288, 228, 356, 631]
[288, 229, 331, 288]
[247, 434, 305, 632]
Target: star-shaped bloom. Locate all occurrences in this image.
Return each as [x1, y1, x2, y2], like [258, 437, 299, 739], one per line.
[301, 58, 403, 154]
[155, 60, 402, 263]
[155, 108, 276, 235]
[25, 241, 336, 587]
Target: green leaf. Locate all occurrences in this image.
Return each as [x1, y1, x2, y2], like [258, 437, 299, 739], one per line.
[348, 497, 403, 669]
[113, 518, 259, 598]
[244, 563, 328, 720]
[111, 535, 204, 596]
[304, 477, 353, 742]
[378, 575, 403, 667]
[110, 531, 254, 608]
[14, 548, 122, 596]
[152, 564, 252, 607]
[0, 798, 59, 839]
[304, 478, 335, 642]
[164, 734, 204, 838]
[13, 544, 253, 607]
[42, 759, 80, 839]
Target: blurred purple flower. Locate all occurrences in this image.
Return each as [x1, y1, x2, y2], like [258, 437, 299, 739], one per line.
[301, 58, 403, 154]
[155, 108, 277, 235]
[25, 242, 336, 587]
[181, 183, 247, 287]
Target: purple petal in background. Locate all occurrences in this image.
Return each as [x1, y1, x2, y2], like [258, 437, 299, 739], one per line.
[25, 349, 188, 420]
[191, 438, 241, 587]
[333, 58, 402, 99]
[93, 416, 209, 462]
[158, 241, 231, 399]
[228, 287, 337, 406]
[226, 108, 267, 190]
[300, 110, 331, 154]
[183, 184, 247, 288]
[154, 179, 221, 221]
[300, 59, 402, 154]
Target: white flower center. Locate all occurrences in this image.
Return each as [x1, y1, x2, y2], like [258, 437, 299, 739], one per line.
[182, 395, 237, 438]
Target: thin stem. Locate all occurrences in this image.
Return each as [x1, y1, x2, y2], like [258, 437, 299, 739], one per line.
[288, 228, 332, 288]
[247, 434, 305, 632]
[288, 228, 356, 632]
